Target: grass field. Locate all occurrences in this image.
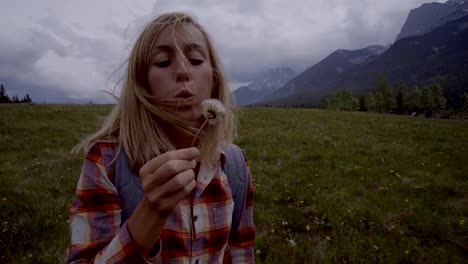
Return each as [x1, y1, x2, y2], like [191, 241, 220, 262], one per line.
[0, 104, 467, 263]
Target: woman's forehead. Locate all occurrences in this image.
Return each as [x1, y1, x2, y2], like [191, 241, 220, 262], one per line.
[154, 23, 209, 51]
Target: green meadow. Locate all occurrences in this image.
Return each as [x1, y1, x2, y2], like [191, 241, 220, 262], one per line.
[0, 104, 467, 263]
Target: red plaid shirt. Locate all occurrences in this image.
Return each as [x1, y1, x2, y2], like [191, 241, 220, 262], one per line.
[67, 142, 255, 263]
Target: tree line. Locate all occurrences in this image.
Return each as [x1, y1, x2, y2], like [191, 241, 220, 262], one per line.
[0, 84, 33, 104]
[319, 77, 468, 117]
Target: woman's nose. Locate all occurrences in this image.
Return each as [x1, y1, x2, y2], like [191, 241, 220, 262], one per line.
[175, 59, 191, 82]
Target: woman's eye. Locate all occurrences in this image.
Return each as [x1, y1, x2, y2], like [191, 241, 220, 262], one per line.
[189, 59, 203, 66]
[155, 60, 171, 68]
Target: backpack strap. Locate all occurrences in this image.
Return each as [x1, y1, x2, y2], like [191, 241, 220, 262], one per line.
[222, 144, 248, 239]
[115, 148, 144, 225]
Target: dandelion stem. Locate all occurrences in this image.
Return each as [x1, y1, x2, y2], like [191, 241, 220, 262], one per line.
[190, 119, 209, 147]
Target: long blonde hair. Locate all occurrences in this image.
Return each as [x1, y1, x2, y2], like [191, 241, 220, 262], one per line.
[74, 12, 236, 170]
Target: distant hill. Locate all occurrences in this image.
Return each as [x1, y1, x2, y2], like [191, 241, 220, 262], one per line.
[257, 45, 386, 106]
[233, 67, 295, 106]
[396, 0, 468, 41]
[259, 15, 468, 108]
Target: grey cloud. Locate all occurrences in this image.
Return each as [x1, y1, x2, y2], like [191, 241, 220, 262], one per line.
[0, 0, 447, 101]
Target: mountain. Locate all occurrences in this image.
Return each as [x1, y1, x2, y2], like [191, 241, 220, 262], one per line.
[259, 45, 386, 105]
[233, 67, 295, 106]
[396, 0, 468, 41]
[262, 15, 468, 108]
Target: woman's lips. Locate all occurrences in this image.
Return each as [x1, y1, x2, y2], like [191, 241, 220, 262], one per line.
[176, 90, 194, 99]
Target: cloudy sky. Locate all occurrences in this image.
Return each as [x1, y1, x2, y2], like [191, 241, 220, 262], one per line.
[0, 0, 445, 103]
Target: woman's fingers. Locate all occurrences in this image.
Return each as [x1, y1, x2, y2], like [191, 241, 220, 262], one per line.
[140, 147, 200, 177]
[138, 147, 201, 216]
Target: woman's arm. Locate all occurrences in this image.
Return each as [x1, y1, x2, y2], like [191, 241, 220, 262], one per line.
[67, 142, 159, 263]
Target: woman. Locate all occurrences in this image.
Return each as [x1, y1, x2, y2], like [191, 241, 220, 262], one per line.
[67, 12, 255, 263]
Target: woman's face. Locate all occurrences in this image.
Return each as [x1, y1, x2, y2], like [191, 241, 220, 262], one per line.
[148, 23, 214, 127]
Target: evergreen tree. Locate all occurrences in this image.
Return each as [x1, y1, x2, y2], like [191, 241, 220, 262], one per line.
[408, 85, 423, 113]
[319, 97, 331, 109]
[25, 94, 32, 103]
[358, 96, 368, 112]
[372, 77, 394, 113]
[395, 82, 408, 115]
[429, 83, 446, 111]
[0, 84, 11, 103]
[462, 92, 468, 111]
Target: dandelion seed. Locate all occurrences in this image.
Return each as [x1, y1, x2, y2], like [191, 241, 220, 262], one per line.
[288, 239, 297, 247]
[2, 228, 6, 232]
[66, 220, 70, 224]
[306, 225, 310, 231]
[325, 236, 331, 241]
[404, 250, 409, 254]
[271, 229, 275, 233]
[282, 221, 288, 226]
[373, 245, 378, 250]
[461, 220, 465, 226]
[300, 201, 304, 204]
[255, 249, 261, 255]
[1, 198, 6, 201]
[405, 199, 409, 202]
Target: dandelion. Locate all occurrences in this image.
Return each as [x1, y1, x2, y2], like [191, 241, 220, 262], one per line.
[191, 99, 226, 147]
[288, 239, 297, 247]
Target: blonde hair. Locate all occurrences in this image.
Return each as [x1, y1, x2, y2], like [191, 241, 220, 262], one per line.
[74, 12, 236, 170]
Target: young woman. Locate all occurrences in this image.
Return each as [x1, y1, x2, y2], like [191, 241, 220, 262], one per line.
[67, 12, 254, 263]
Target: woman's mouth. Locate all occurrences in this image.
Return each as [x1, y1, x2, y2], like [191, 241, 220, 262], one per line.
[176, 90, 194, 99]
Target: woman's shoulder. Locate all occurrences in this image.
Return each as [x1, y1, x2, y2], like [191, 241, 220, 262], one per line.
[85, 140, 119, 166]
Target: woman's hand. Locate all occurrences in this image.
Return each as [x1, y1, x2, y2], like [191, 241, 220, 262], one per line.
[127, 147, 200, 256]
[138, 147, 200, 217]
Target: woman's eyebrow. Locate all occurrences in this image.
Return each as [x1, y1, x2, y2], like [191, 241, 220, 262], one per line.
[183, 42, 207, 58]
[153, 43, 206, 56]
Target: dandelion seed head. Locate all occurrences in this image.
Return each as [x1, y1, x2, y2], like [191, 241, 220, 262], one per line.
[201, 99, 226, 125]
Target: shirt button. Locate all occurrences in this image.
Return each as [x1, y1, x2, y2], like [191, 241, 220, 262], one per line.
[193, 215, 198, 222]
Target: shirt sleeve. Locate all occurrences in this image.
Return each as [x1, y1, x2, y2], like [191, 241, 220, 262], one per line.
[67, 143, 160, 263]
[228, 150, 255, 263]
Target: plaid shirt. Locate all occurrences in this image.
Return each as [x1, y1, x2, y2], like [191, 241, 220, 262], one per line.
[67, 142, 255, 263]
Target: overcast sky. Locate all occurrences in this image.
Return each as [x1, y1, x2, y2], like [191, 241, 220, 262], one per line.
[0, 0, 445, 103]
